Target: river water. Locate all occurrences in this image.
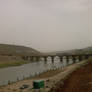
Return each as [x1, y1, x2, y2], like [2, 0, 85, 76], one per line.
[0, 58, 79, 86]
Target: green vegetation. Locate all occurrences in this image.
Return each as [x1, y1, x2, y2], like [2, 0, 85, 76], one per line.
[0, 60, 30, 68]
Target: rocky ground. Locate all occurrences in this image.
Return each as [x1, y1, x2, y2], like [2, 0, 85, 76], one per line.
[51, 59, 92, 92]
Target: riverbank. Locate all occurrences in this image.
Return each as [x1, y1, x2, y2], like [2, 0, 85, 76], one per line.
[0, 60, 88, 92]
[0, 60, 30, 68]
[0, 55, 30, 68]
[50, 59, 92, 92]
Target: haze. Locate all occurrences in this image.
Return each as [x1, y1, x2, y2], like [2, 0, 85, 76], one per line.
[0, 0, 92, 52]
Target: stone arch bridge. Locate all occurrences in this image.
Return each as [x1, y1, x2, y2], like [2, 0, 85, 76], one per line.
[22, 54, 92, 64]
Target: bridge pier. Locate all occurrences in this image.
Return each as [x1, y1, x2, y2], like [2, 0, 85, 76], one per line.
[43, 56, 47, 64]
[88, 54, 92, 59]
[59, 56, 63, 62]
[66, 56, 69, 63]
[79, 55, 82, 61]
[72, 56, 76, 63]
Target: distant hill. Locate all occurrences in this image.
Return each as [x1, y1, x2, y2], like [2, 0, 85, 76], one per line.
[0, 44, 41, 56]
[46, 47, 92, 55]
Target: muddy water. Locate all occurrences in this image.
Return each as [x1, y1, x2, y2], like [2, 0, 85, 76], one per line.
[0, 58, 79, 86]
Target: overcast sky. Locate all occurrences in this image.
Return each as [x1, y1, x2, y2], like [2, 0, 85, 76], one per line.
[0, 0, 92, 52]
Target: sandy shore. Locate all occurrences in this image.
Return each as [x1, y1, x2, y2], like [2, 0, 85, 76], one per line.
[0, 60, 87, 92]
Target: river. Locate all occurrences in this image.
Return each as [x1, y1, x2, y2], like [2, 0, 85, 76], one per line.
[0, 58, 79, 86]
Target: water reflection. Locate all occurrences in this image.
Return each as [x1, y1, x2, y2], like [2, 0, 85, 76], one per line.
[68, 59, 73, 65]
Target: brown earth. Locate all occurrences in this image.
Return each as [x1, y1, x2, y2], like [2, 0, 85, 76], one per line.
[0, 55, 31, 68]
[0, 55, 23, 62]
[51, 59, 92, 92]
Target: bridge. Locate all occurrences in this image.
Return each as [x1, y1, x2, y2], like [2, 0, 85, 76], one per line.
[22, 54, 92, 64]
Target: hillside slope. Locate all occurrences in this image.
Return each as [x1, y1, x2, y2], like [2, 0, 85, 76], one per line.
[0, 44, 41, 56]
[46, 47, 92, 55]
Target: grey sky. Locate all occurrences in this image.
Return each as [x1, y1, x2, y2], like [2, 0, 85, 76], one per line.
[0, 0, 92, 52]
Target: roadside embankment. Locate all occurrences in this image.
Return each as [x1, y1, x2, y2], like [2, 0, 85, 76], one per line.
[50, 59, 92, 92]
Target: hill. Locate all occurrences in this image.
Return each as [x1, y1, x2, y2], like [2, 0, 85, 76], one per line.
[0, 44, 41, 56]
[46, 47, 92, 55]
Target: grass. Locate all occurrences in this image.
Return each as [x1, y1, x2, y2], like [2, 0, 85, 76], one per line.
[0, 60, 30, 68]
